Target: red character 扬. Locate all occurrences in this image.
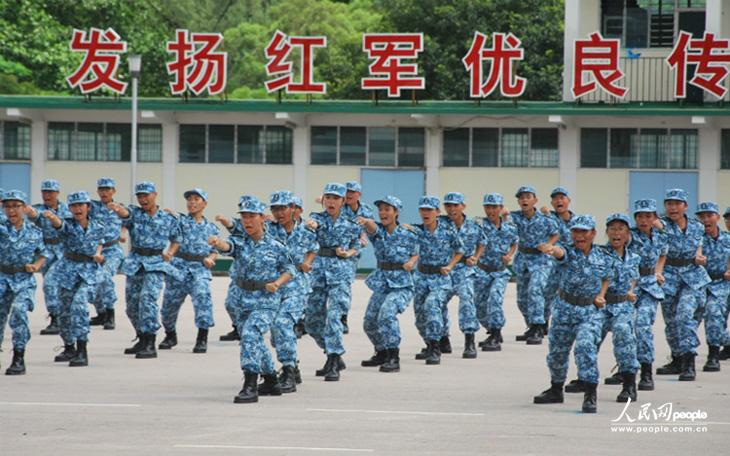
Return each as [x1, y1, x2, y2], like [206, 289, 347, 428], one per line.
[67, 28, 128, 94]
[264, 30, 327, 94]
[572, 31, 627, 99]
[462, 31, 526, 98]
[361, 33, 425, 97]
[667, 31, 730, 99]
[167, 29, 227, 96]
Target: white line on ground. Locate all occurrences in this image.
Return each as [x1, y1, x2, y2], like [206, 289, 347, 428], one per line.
[306, 408, 484, 417]
[174, 444, 374, 453]
[0, 401, 141, 408]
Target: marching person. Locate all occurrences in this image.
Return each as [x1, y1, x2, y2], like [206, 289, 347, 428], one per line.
[509, 186, 559, 345]
[440, 192, 482, 358]
[209, 197, 294, 404]
[475, 193, 518, 352]
[357, 195, 418, 373]
[655, 189, 710, 381]
[542, 187, 576, 329]
[695, 202, 730, 372]
[158, 188, 219, 353]
[411, 195, 464, 365]
[0, 191, 48, 375]
[291, 194, 308, 338]
[29, 179, 71, 336]
[89, 177, 125, 330]
[267, 190, 318, 392]
[41, 191, 105, 367]
[533, 215, 612, 414]
[304, 183, 361, 381]
[108, 182, 182, 359]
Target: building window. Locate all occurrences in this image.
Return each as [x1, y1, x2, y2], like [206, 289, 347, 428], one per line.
[310, 126, 424, 167]
[443, 127, 558, 168]
[1, 121, 31, 160]
[47, 122, 160, 162]
[180, 124, 291, 164]
[601, 0, 706, 49]
[721, 130, 730, 169]
[580, 127, 696, 169]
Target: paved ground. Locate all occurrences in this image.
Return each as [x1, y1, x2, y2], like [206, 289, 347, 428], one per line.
[1, 277, 729, 456]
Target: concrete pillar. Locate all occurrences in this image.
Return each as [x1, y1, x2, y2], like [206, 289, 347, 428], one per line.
[30, 118, 46, 197]
[161, 121, 177, 211]
[697, 126, 719, 202]
[425, 127, 441, 195]
[558, 123, 579, 195]
[292, 126, 308, 199]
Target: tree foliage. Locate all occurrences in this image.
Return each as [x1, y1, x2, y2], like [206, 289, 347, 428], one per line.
[0, 0, 564, 100]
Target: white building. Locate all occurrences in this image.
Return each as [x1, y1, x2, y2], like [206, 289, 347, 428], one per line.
[1, 0, 729, 267]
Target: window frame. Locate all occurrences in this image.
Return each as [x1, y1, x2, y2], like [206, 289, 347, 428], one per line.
[442, 127, 558, 168]
[309, 126, 425, 168]
[178, 124, 293, 165]
[0, 120, 32, 161]
[46, 122, 161, 162]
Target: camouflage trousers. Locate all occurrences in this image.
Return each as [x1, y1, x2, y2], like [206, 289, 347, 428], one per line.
[442, 276, 480, 336]
[363, 287, 413, 350]
[0, 286, 34, 350]
[272, 293, 307, 367]
[238, 308, 277, 374]
[91, 252, 123, 312]
[125, 270, 165, 334]
[634, 291, 660, 365]
[704, 289, 730, 347]
[161, 274, 214, 332]
[516, 266, 551, 326]
[661, 285, 704, 356]
[474, 270, 510, 330]
[595, 302, 640, 374]
[59, 280, 94, 345]
[306, 281, 351, 355]
[546, 299, 601, 385]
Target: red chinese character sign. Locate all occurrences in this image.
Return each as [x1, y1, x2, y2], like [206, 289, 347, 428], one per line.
[572, 32, 627, 99]
[264, 30, 327, 94]
[667, 31, 730, 99]
[67, 28, 128, 94]
[167, 29, 227, 96]
[462, 32, 526, 98]
[361, 33, 425, 97]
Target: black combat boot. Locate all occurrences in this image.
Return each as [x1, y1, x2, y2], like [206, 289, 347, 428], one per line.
[135, 334, 158, 359]
[582, 382, 598, 413]
[656, 355, 682, 375]
[361, 349, 387, 367]
[533, 382, 564, 404]
[69, 340, 88, 367]
[258, 373, 283, 396]
[54, 344, 76, 362]
[439, 335, 452, 354]
[515, 327, 530, 341]
[482, 329, 503, 352]
[103, 309, 115, 330]
[604, 371, 623, 385]
[719, 345, 730, 360]
[678, 353, 696, 381]
[414, 343, 429, 360]
[234, 371, 259, 403]
[278, 365, 298, 393]
[341, 314, 349, 334]
[5, 349, 26, 375]
[525, 324, 544, 345]
[703, 346, 721, 372]
[324, 354, 341, 382]
[193, 328, 208, 354]
[462, 333, 477, 359]
[316, 354, 346, 376]
[478, 329, 492, 348]
[219, 326, 240, 341]
[294, 318, 307, 339]
[40, 314, 60, 335]
[158, 331, 177, 350]
[90, 310, 106, 326]
[616, 372, 637, 403]
[294, 362, 302, 384]
[638, 363, 654, 391]
[564, 379, 585, 393]
[425, 340, 441, 365]
[379, 348, 400, 373]
[123, 332, 144, 354]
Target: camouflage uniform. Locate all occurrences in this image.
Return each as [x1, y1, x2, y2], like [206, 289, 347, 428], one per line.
[0, 191, 49, 353]
[89, 178, 124, 315]
[543, 187, 576, 323]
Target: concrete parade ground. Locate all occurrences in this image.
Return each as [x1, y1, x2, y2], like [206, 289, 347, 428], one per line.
[1, 277, 729, 456]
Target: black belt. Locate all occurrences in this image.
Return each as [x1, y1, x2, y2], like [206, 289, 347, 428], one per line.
[236, 279, 268, 291]
[175, 252, 207, 263]
[44, 237, 61, 245]
[518, 245, 541, 255]
[666, 257, 694, 267]
[64, 252, 95, 263]
[605, 293, 628, 304]
[418, 264, 444, 275]
[131, 247, 164, 257]
[639, 266, 655, 276]
[102, 239, 120, 248]
[558, 289, 594, 306]
[709, 271, 727, 281]
[478, 263, 506, 273]
[0, 264, 26, 274]
[378, 261, 405, 271]
[318, 247, 339, 258]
